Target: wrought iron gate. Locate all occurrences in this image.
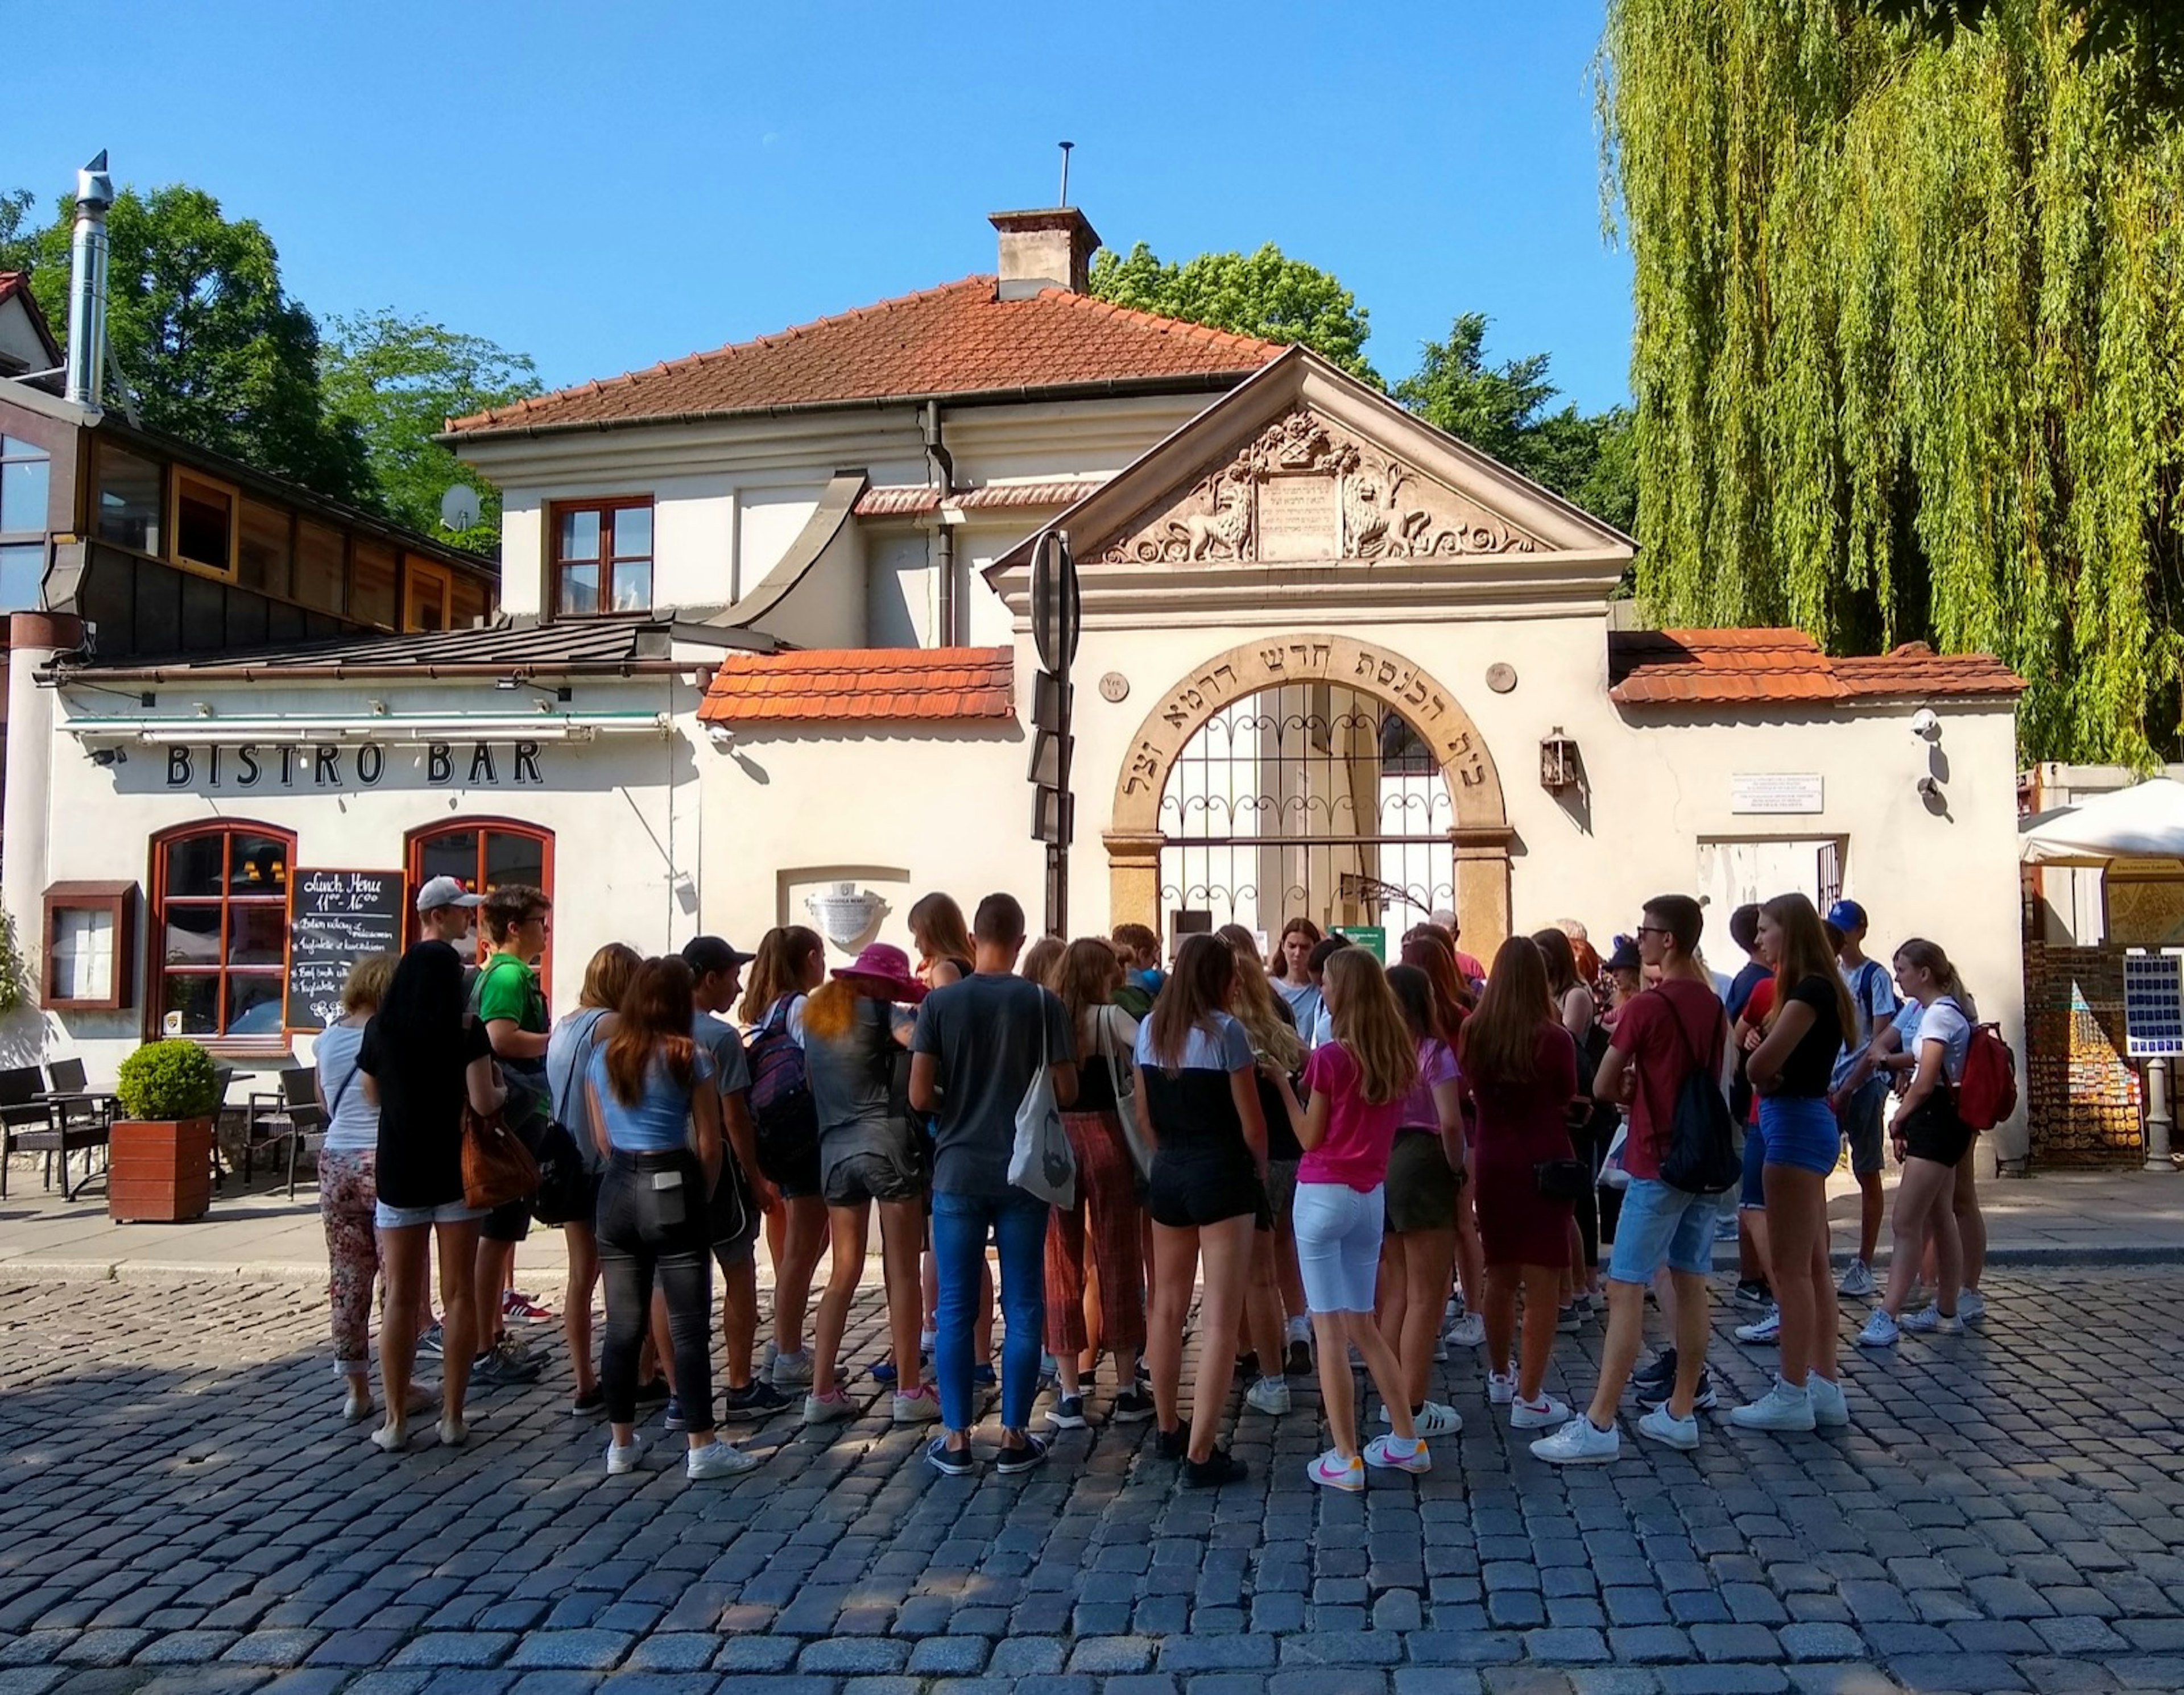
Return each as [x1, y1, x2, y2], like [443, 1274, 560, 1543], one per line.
[1159, 682, 1455, 943]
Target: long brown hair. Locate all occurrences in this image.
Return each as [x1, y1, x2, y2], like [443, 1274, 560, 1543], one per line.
[1459, 936, 1556, 1089]
[739, 925, 823, 1024]
[579, 942, 642, 1012]
[1053, 936, 1124, 1050]
[1021, 935, 1065, 987]
[1322, 948, 1418, 1105]
[1219, 923, 1305, 1072]
[1763, 893, 1857, 1041]
[1532, 927, 1582, 1001]
[908, 892, 973, 968]
[604, 956, 699, 1106]
[1399, 934, 1471, 1037]
[1147, 933, 1236, 1074]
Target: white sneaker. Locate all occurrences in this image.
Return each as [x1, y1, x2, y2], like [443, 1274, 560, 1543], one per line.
[891, 1385, 942, 1425]
[1445, 1313, 1485, 1349]
[1308, 1448, 1366, 1492]
[1809, 1374, 1849, 1428]
[1530, 1416, 1620, 1465]
[1735, 1308, 1782, 1345]
[1363, 1434, 1430, 1474]
[1487, 1370, 1516, 1405]
[436, 1415, 468, 1448]
[1511, 1394, 1571, 1431]
[1728, 1378, 1815, 1432]
[686, 1440, 759, 1479]
[369, 1420, 409, 1453]
[1901, 1303, 1963, 1335]
[1958, 1289, 1986, 1325]
[1636, 1404, 1699, 1450]
[605, 1435, 645, 1474]
[342, 1390, 374, 1424]
[1285, 1315, 1312, 1346]
[1244, 1377, 1292, 1416]
[1856, 1310, 1901, 1348]
[802, 1389, 857, 1426]
[770, 1349, 814, 1387]
[1413, 1399, 1462, 1437]
[1836, 1260, 1877, 1299]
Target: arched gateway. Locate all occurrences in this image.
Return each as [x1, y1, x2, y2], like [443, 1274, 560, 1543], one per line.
[1105, 633, 1512, 952]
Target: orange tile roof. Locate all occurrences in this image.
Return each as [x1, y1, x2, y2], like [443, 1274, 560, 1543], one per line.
[698, 646, 1015, 725]
[854, 477, 1110, 517]
[448, 278, 1282, 437]
[1609, 629, 2022, 706]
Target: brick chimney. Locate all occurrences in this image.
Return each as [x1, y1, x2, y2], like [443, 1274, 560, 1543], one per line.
[990, 208, 1101, 301]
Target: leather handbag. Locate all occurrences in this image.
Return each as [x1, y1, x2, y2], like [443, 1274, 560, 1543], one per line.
[462, 1101, 541, 1212]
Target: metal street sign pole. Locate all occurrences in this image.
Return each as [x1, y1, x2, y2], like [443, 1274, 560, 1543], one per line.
[1028, 528, 1079, 936]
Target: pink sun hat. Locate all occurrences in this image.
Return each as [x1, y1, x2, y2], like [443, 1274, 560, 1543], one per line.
[833, 942, 928, 1002]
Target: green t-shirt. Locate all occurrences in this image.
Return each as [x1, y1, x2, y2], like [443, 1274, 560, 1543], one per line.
[473, 954, 548, 1082]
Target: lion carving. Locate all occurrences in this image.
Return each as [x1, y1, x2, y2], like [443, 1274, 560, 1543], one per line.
[1165, 471, 1254, 561]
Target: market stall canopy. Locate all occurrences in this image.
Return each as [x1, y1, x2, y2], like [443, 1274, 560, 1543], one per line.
[2020, 778, 2184, 865]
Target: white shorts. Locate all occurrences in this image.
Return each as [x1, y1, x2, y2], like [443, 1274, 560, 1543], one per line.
[1293, 1180, 1385, 1315]
[374, 1199, 483, 1230]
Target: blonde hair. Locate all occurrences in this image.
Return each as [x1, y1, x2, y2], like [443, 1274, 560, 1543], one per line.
[1021, 935, 1065, 986]
[800, 976, 861, 1045]
[1322, 948, 1418, 1106]
[739, 925, 824, 1025]
[341, 951, 398, 1015]
[579, 942, 641, 1012]
[1217, 925, 1305, 1072]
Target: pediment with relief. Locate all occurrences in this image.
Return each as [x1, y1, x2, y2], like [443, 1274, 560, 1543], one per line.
[1092, 407, 1543, 566]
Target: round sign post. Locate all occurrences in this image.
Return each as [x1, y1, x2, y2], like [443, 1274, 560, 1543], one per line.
[1029, 529, 1080, 675]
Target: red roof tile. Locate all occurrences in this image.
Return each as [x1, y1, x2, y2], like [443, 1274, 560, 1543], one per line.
[698, 646, 1014, 726]
[448, 279, 1281, 437]
[1609, 629, 2022, 706]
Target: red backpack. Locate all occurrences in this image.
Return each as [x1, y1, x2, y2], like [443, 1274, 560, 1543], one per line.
[1955, 1013, 2018, 1132]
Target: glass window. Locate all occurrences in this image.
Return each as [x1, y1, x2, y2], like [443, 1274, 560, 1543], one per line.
[0, 437, 51, 535]
[553, 500, 652, 616]
[0, 542, 42, 613]
[52, 907, 115, 1002]
[295, 519, 346, 614]
[351, 537, 398, 627]
[152, 823, 293, 1039]
[408, 821, 553, 979]
[96, 443, 163, 555]
[173, 472, 237, 575]
[238, 500, 292, 599]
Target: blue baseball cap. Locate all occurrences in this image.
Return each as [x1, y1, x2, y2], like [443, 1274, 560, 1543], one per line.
[1825, 899, 1867, 933]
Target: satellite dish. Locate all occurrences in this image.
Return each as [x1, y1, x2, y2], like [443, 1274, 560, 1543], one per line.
[439, 484, 481, 531]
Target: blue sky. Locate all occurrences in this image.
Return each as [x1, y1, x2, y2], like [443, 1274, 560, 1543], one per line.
[2, 0, 1632, 413]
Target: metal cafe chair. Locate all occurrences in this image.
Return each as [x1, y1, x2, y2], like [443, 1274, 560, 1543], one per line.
[243, 1067, 323, 1192]
[0, 1066, 48, 1200]
[25, 1057, 117, 1201]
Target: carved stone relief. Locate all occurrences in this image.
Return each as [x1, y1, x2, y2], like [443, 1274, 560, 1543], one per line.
[1095, 407, 1542, 565]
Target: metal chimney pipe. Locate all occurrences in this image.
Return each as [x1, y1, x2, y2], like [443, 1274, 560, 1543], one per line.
[65, 151, 114, 407]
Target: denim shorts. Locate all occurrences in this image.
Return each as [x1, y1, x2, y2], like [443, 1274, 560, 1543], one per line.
[1740, 1117, 1767, 1210]
[1840, 1081, 1886, 1176]
[1605, 1178, 1724, 1283]
[374, 1198, 483, 1230]
[1760, 1095, 1839, 1176]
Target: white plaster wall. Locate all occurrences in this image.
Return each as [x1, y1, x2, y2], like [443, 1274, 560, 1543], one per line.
[867, 531, 931, 649]
[757, 521, 868, 650]
[651, 475, 737, 609]
[497, 494, 544, 618]
[736, 487, 826, 605]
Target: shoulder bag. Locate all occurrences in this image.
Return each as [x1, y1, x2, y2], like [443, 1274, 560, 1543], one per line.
[1099, 1006, 1155, 1182]
[1008, 991, 1077, 1208]
[462, 1099, 541, 1211]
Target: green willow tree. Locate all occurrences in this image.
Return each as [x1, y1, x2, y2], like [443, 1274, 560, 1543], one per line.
[1599, 0, 2184, 761]
[1089, 242, 1379, 384]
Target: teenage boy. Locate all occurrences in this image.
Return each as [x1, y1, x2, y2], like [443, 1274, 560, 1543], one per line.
[684, 935, 787, 1425]
[1111, 923, 1164, 1017]
[910, 893, 1076, 1477]
[470, 885, 553, 1389]
[1825, 900, 1897, 1298]
[1534, 894, 1728, 1465]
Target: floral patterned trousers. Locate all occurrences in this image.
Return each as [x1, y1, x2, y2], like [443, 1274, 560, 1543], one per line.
[319, 1149, 378, 1374]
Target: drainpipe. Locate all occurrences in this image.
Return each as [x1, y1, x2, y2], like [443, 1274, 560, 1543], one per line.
[64, 154, 114, 407]
[923, 401, 956, 645]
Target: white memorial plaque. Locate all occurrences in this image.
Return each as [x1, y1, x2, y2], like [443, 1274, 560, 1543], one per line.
[1730, 773, 1825, 815]
[1259, 475, 1337, 561]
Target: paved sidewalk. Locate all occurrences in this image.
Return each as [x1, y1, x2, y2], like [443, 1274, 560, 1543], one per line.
[5, 1157, 2181, 1284]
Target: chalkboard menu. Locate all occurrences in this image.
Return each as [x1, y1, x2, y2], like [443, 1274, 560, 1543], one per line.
[286, 869, 404, 1031]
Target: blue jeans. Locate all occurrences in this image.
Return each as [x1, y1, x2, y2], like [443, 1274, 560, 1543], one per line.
[932, 1188, 1048, 1433]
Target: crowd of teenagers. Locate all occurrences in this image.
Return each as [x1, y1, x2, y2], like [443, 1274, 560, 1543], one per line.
[315, 876, 2000, 1485]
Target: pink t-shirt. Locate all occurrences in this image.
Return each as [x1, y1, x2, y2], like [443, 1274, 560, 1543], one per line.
[1399, 1036, 1460, 1130]
[1300, 1040, 1407, 1191]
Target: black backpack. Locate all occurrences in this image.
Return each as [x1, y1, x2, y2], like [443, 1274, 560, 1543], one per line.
[1655, 991, 1742, 1195]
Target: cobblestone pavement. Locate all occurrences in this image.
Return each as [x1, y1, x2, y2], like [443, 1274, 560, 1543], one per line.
[1, 1271, 2181, 1695]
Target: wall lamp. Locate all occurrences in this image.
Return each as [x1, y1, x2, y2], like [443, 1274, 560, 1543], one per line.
[1540, 727, 1580, 791]
[497, 675, 572, 704]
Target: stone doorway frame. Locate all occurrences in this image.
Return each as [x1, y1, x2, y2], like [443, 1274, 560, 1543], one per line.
[1104, 632, 1513, 951]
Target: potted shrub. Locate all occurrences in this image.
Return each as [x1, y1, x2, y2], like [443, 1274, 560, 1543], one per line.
[110, 1039, 221, 1222]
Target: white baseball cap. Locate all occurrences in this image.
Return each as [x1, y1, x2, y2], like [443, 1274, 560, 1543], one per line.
[415, 875, 485, 913]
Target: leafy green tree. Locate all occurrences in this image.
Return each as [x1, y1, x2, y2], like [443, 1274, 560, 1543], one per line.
[1395, 313, 1637, 534]
[319, 310, 539, 549]
[1865, 0, 2184, 111]
[1089, 242, 1379, 384]
[1, 183, 371, 503]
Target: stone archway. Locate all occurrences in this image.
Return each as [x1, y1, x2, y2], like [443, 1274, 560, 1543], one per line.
[1105, 632, 1513, 950]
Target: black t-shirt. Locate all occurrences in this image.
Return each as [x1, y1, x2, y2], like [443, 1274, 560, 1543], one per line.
[362, 1005, 493, 1209]
[911, 972, 1074, 1199]
[1775, 974, 1846, 1099]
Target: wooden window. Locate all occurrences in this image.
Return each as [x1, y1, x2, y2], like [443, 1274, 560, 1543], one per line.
[350, 537, 398, 628]
[294, 519, 346, 615]
[170, 469, 239, 580]
[406, 819, 555, 990]
[237, 499, 293, 600]
[403, 555, 453, 631]
[42, 881, 136, 1011]
[149, 822, 295, 1043]
[551, 498, 652, 617]
[449, 570, 491, 628]
[94, 441, 163, 556]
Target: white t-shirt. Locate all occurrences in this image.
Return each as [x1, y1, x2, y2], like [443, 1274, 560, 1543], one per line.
[1915, 998, 1973, 1084]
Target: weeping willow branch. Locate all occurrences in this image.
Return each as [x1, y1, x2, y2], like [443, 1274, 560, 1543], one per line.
[1599, 0, 2184, 761]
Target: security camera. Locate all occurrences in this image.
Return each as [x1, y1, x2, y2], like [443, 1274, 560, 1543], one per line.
[1910, 708, 1941, 740]
[705, 724, 735, 749]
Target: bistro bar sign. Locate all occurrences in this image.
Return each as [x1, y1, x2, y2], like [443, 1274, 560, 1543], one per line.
[162, 741, 549, 790]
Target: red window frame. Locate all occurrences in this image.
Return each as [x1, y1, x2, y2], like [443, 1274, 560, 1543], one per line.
[403, 818, 557, 997]
[147, 820, 296, 1048]
[549, 497, 652, 618]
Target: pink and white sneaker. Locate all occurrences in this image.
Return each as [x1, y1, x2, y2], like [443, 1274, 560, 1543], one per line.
[1308, 1448, 1366, 1492]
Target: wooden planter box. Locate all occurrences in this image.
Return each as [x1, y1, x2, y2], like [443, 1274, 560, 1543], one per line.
[109, 1117, 213, 1223]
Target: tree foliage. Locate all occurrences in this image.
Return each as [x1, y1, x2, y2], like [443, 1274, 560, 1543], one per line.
[1866, 0, 2184, 114]
[1, 185, 373, 503]
[1599, 0, 2184, 761]
[1089, 242, 1379, 384]
[319, 311, 539, 549]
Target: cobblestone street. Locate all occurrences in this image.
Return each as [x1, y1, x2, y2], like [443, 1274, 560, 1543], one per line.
[2, 1271, 2181, 1695]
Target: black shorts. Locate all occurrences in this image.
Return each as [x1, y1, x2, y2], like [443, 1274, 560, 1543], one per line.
[1148, 1148, 1262, 1230]
[1898, 1095, 1974, 1167]
[710, 1162, 760, 1269]
[482, 1199, 532, 1244]
[822, 1147, 927, 1208]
